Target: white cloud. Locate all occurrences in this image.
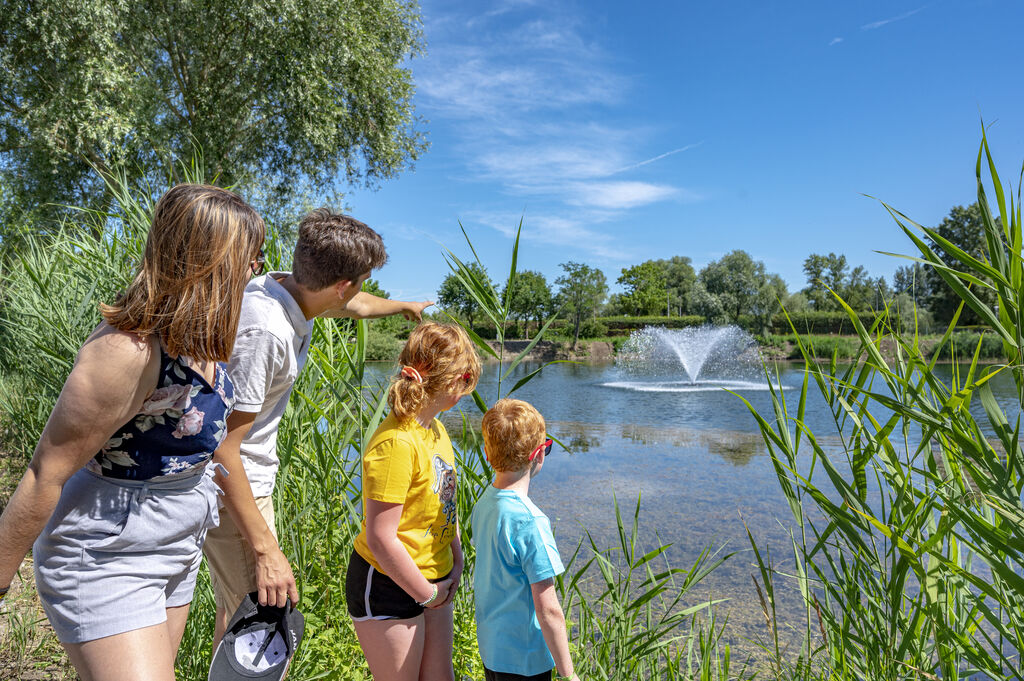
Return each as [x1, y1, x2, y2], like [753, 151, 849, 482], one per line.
[861, 6, 926, 30]
[828, 37, 844, 46]
[568, 181, 678, 210]
[414, 2, 703, 258]
[464, 210, 630, 261]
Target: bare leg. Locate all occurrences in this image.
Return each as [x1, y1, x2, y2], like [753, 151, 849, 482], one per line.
[213, 605, 230, 648]
[352, 615, 425, 681]
[166, 603, 192, 655]
[419, 603, 455, 681]
[63, 622, 177, 681]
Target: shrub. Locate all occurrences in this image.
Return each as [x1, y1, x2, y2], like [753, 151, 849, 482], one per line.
[363, 327, 404, 362]
[578, 318, 608, 338]
[598, 315, 705, 333]
[927, 330, 1005, 360]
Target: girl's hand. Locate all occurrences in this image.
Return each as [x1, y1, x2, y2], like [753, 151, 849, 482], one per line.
[426, 578, 453, 608]
[439, 563, 462, 607]
[440, 557, 468, 602]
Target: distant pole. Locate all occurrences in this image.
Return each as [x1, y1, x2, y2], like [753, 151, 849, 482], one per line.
[666, 288, 670, 317]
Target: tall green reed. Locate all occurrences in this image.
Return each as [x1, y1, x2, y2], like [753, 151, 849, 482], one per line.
[739, 131, 1024, 680]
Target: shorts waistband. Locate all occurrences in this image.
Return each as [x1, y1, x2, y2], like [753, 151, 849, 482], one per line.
[83, 463, 223, 494]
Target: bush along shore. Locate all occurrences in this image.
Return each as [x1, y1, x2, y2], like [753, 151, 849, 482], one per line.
[428, 331, 1002, 363]
[4, 135, 1024, 680]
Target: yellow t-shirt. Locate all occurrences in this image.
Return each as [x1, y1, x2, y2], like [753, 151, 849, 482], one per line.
[353, 413, 457, 579]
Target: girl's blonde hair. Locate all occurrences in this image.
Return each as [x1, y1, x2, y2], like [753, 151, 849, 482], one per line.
[101, 184, 265, 362]
[388, 322, 481, 421]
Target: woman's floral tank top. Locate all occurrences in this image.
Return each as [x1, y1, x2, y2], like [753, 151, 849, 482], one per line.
[87, 348, 235, 481]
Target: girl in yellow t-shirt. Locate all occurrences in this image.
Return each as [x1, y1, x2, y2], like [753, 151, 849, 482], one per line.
[346, 322, 481, 681]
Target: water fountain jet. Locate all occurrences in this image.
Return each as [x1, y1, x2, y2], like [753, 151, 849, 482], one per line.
[607, 325, 772, 393]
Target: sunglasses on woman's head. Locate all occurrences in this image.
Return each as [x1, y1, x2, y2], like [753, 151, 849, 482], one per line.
[529, 438, 553, 462]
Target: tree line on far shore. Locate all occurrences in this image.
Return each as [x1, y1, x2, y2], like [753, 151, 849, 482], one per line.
[435, 202, 993, 344]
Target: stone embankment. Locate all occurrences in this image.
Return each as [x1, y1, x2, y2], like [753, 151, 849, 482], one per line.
[485, 339, 614, 362]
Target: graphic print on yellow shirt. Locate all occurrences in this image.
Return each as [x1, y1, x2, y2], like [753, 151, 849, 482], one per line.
[431, 456, 457, 538]
[353, 413, 456, 580]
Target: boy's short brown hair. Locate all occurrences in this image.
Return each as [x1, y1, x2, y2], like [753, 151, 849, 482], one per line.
[292, 209, 388, 291]
[482, 399, 547, 473]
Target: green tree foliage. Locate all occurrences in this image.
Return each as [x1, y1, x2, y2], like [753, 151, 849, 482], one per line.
[615, 256, 695, 316]
[801, 252, 848, 310]
[783, 291, 810, 313]
[617, 261, 667, 316]
[803, 252, 888, 312]
[687, 280, 725, 323]
[892, 263, 929, 301]
[601, 292, 629, 316]
[925, 202, 1000, 325]
[361, 279, 390, 300]
[501, 270, 552, 338]
[0, 0, 426, 226]
[750, 273, 789, 334]
[656, 255, 696, 315]
[691, 250, 786, 328]
[555, 262, 607, 348]
[438, 262, 492, 327]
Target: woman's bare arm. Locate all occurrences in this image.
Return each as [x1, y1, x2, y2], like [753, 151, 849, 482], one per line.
[0, 325, 158, 588]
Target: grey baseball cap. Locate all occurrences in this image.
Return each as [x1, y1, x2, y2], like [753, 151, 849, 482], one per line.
[208, 592, 304, 681]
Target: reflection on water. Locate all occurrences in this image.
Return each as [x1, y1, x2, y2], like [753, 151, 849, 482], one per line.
[552, 421, 769, 468]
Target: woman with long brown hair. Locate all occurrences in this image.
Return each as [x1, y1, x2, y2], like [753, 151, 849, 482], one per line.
[0, 184, 264, 681]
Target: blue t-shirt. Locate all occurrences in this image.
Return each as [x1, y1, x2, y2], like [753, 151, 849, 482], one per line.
[471, 485, 565, 676]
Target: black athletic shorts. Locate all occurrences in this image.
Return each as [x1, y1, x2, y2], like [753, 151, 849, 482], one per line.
[484, 668, 553, 681]
[345, 550, 450, 620]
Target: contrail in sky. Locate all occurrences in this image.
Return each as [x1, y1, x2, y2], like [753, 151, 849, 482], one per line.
[614, 142, 703, 173]
[862, 6, 926, 30]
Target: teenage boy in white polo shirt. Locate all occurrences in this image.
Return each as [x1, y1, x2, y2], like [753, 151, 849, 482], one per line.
[206, 209, 432, 647]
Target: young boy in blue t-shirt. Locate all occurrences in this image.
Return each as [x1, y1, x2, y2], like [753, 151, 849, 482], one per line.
[472, 398, 580, 681]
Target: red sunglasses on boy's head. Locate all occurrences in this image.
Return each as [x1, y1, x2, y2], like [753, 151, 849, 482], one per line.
[528, 438, 553, 462]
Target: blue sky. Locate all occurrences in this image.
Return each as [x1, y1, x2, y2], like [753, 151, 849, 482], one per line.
[346, 0, 1024, 304]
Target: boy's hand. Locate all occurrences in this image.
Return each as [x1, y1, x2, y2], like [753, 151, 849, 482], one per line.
[426, 577, 453, 608]
[255, 546, 299, 607]
[402, 300, 433, 321]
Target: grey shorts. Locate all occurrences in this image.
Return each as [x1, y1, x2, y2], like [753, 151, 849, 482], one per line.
[33, 466, 222, 643]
